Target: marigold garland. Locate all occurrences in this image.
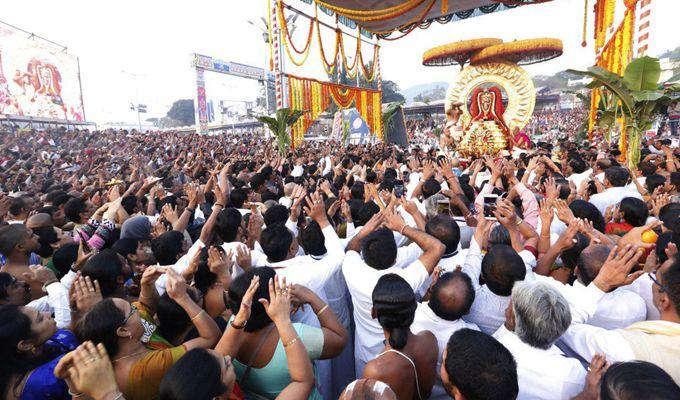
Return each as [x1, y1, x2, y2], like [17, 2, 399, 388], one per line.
[422, 38, 503, 67]
[279, 2, 315, 55]
[371, 0, 438, 37]
[287, 74, 382, 146]
[470, 38, 563, 66]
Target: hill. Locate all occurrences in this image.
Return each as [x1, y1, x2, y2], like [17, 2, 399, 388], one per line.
[400, 82, 449, 104]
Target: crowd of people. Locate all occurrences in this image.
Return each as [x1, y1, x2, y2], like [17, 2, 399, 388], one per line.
[525, 107, 588, 140]
[0, 124, 679, 400]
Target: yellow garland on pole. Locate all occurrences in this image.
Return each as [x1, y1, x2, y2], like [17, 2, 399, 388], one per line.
[315, 7, 339, 74]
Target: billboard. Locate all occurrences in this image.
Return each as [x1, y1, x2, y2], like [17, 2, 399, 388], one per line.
[0, 23, 85, 121]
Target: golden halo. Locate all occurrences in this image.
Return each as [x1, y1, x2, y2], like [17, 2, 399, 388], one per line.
[470, 38, 563, 66]
[423, 38, 503, 67]
[446, 62, 536, 131]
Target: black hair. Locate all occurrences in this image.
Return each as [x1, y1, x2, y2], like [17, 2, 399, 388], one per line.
[263, 205, 289, 227]
[600, 361, 680, 400]
[644, 174, 666, 195]
[229, 189, 248, 209]
[561, 232, 590, 270]
[112, 238, 138, 259]
[362, 227, 397, 270]
[604, 167, 630, 187]
[372, 274, 416, 350]
[422, 178, 441, 200]
[8, 197, 26, 216]
[64, 197, 86, 223]
[215, 208, 242, 243]
[249, 173, 265, 191]
[159, 348, 227, 400]
[351, 182, 365, 201]
[156, 288, 201, 343]
[228, 267, 276, 332]
[32, 226, 58, 258]
[259, 223, 294, 263]
[193, 247, 220, 294]
[52, 243, 79, 278]
[569, 200, 606, 232]
[444, 329, 518, 400]
[619, 197, 648, 227]
[0, 305, 57, 396]
[77, 298, 125, 356]
[429, 272, 475, 321]
[357, 202, 380, 227]
[481, 245, 526, 296]
[568, 157, 588, 174]
[300, 221, 326, 257]
[121, 195, 138, 215]
[152, 231, 186, 265]
[81, 249, 125, 298]
[662, 257, 680, 314]
[425, 214, 460, 254]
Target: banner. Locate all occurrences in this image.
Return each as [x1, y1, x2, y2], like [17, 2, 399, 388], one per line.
[0, 23, 84, 121]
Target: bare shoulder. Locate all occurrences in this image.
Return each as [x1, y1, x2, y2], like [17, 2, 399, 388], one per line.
[364, 353, 401, 381]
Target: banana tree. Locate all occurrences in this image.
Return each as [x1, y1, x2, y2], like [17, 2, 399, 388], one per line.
[257, 108, 304, 155]
[567, 56, 679, 168]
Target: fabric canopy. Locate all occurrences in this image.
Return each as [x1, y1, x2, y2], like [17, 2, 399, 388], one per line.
[309, 0, 544, 35]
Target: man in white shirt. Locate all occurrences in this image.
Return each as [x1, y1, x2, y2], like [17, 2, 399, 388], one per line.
[561, 245, 680, 383]
[494, 281, 586, 400]
[589, 167, 643, 215]
[573, 244, 646, 329]
[411, 271, 479, 400]
[566, 157, 592, 190]
[462, 238, 532, 335]
[342, 209, 445, 376]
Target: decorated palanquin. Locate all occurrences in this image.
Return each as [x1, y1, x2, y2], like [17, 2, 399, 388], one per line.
[423, 38, 563, 157]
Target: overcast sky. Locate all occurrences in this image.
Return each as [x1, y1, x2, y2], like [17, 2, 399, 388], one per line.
[1, 0, 677, 123]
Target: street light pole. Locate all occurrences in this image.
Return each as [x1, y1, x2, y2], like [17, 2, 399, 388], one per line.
[121, 70, 144, 132]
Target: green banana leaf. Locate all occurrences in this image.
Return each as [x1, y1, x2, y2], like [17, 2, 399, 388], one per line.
[623, 56, 661, 91]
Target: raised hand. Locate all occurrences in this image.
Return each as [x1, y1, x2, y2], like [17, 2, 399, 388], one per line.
[593, 244, 645, 291]
[236, 245, 252, 272]
[538, 199, 554, 228]
[382, 207, 406, 233]
[233, 275, 259, 328]
[258, 276, 292, 325]
[554, 199, 575, 223]
[303, 192, 328, 224]
[362, 211, 385, 234]
[207, 247, 233, 277]
[73, 275, 102, 314]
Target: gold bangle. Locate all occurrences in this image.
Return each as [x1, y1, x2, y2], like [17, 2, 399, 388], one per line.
[191, 310, 205, 321]
[283, 336, 299, 348]
[316, 304, 329, 316]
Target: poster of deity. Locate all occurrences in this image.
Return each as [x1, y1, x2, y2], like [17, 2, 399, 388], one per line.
[0, 23, 85, 121]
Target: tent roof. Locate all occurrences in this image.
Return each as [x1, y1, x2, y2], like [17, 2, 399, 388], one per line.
[313, 0, 546, 35]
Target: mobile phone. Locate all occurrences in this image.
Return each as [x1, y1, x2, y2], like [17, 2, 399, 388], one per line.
[394, 180, 405, 198]
[437, 200, 451, 215]
[76, 229, 92, 252]
[483, 194, 499, 220]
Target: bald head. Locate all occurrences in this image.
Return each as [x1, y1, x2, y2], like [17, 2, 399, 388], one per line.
[428, 271, 475, 321]
[26, 213, 53, 230]
[577, 245, 612, 286]
[340, 379, 397, 400]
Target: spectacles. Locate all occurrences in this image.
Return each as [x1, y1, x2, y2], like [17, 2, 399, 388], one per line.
[648, 270, 669, 293]
[121, 304, 138, 326]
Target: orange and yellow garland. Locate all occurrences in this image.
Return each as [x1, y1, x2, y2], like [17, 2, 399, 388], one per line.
[287, 74, 383, 147]
[594, 0, 617, 52]
[588, 1, 637, 160]
[280, 1, 379, 80]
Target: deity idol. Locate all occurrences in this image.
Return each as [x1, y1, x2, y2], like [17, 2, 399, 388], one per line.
[458, 86, 515, 157]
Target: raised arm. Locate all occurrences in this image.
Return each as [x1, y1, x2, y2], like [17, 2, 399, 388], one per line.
[383, 207, 445, 274]
[198, 186, 226, 244]
[289, 284, 347, 359]
[215, 276, 259, 356]
[166, 269, 220, 350]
